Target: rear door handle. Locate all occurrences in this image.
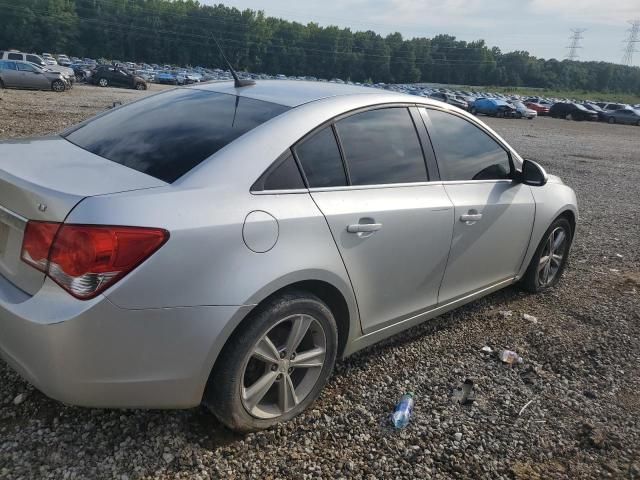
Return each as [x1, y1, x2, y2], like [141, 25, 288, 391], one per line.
[460, 213, 483, 222]
[347, 223, 382, 233]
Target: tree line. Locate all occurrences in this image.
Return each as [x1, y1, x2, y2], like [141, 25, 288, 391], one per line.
[1, 0, 639, 94]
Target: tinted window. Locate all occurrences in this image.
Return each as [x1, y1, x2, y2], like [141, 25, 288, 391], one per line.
[335, 108, 427, 185]
[426, 109, 511, 181]
[0, 61, 16, 71]
[64, 89, 289, 183]
[17, 63, 37, 72]
[26, 55, 42, 65]
[294, 127, 346, 188]
[261, 154, 305, 190]
[8, 53, 22, 60]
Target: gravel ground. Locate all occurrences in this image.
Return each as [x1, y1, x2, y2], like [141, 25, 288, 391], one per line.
[1, 85, 639, 479]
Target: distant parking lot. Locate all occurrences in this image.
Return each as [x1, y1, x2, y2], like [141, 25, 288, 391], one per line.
[0, 85, 639, 479]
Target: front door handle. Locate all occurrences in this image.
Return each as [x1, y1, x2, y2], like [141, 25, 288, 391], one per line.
[347, 223, 383, 233]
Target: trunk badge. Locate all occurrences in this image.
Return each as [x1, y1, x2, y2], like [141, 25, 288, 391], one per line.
[38, 203, 47, 212]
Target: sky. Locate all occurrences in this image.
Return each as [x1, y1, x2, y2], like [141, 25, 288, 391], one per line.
[207, 0, 640, 64]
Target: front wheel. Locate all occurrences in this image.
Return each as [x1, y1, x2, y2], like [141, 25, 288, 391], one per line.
[98, 77, 108, 87]
[521, 217, 572, 293]
[51, 80, 66, 92]
[608, 117, 615, 124]
[205, 291, 338, 432]
[516, 112, 523, 119]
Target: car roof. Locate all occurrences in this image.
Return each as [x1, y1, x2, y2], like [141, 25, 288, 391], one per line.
[189, 79, 392, 107]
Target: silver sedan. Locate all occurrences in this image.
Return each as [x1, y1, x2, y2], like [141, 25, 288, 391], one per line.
[0, 81, 577, 432]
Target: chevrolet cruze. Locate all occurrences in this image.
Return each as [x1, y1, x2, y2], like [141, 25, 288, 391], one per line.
[0, 81, 577, 432]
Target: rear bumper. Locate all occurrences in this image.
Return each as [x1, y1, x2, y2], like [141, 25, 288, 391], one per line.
[0, 275, 249, 409]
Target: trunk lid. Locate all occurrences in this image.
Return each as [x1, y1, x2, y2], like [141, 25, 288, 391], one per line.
[0, 136, 166, 295]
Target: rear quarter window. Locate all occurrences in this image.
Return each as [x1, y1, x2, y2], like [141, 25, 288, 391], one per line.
[64, 88, 289, 183]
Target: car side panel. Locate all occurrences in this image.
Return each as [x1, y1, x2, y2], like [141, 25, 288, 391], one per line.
[65, 188, 359, 326]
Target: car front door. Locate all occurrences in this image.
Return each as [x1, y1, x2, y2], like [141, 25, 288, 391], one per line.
[295, 107, 454, 333]
[422, 107, 535, 303]
[16, 62, 48, 89]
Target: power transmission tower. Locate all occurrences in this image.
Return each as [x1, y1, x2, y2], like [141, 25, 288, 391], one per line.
[566, 29, 586, 60]
[622, 20, 640, 66]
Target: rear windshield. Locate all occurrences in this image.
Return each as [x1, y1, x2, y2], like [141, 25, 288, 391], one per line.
[64, 88, 289, 183]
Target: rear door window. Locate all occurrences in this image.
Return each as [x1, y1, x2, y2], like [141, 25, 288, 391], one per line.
[294, 127, 347, 188]
[64, 88, 289, 183]
[335, 108, 427, 185]
[8, 53, 22, 61]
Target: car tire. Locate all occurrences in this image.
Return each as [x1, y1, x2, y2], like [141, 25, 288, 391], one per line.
[470, 107, 477, 115]
[520, 217, 572, 293]
[75, 74, 83, 83]
[496, 111, 504, 118]
[98, 78, 108, 87]
[205, 290, 338, 433]
[51, 80, 66, 92]
[0, 79, 4, 89]
[636, 120, 640, 126]
[135, 83, 147, 90]
[608, 117, 615, 124]
[516, 112, 523, 119]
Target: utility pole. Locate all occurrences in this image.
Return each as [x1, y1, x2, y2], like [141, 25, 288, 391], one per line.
[566, 29, 586, 60]
[622, 20, 640, 66]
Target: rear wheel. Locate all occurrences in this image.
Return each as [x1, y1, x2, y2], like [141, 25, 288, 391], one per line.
[636, 120, 640, 126]
[608, 117, 615, 124]
[470, 107, 477, 115]
[521, 217, 572, 293]
[135, 82, 147, 90]
[98, 77, 108, 87]
[52, 80, 65, 92]
[205, 291, 338, 432]
[516, 112, 523, 119]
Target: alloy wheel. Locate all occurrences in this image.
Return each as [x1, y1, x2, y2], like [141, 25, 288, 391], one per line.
[99, 78, 108, 87]
[537, 227, 567, 287]
[52, 81, 65, 92]
[241, 314, 327, 419]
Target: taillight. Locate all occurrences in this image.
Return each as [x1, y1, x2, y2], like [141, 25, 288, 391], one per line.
[21, 222, 169, 299]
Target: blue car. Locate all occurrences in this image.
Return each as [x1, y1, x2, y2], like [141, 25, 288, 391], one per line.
[155, 71, 179, 85]
[471, 98, 516, 118]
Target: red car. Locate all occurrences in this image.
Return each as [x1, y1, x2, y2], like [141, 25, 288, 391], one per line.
[525, 102, 550, 116]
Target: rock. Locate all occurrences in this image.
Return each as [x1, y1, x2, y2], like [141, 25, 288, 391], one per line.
[13, 393, 26, 405]
[523, 314, 538, 324]
[162, 453, 175, 464]
[454, 433, 463, 442]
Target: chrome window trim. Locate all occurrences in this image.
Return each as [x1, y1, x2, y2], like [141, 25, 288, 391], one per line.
[0, 204, 27, 232]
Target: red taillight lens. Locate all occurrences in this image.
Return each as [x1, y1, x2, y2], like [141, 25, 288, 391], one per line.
[21, 223, 168, 299]
[21, 222, 60, 272]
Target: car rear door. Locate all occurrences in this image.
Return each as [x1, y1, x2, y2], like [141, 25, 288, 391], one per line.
[421, 107, 535, 303]
[0, 61, 20, 87]
[296, 107, 454, 333]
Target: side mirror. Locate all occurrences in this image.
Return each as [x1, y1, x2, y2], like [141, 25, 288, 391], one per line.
[519, 159, 548, 186]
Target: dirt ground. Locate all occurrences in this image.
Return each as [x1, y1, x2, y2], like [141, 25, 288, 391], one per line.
[0, 84, 639, 479]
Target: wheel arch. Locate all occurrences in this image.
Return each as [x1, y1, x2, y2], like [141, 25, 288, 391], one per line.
[200, 274, 359, 403]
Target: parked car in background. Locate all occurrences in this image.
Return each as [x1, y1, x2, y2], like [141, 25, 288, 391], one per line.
[471, 98, 516, 118]
[42, 53, 57, 65]
[598, 102, 628, 111]
[57, 55, 72, 67]
[601, 108, 640, 125]
[0, 51, 74, 84]
[525, 102, 550, 116]
[0, 81, 577, 433]
[429, 91, 468, 110]
[512, 102, 537, 119]
[549, 103, 598, 121]
[155, 70, 180, 85]
[582, 103, 608, 122]
[90, 65, 147, 90]
[0, 60, 69, 91]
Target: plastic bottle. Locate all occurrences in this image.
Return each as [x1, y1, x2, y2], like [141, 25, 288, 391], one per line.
[391, 392, 414, 429]
[499, 350, 523, 365]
